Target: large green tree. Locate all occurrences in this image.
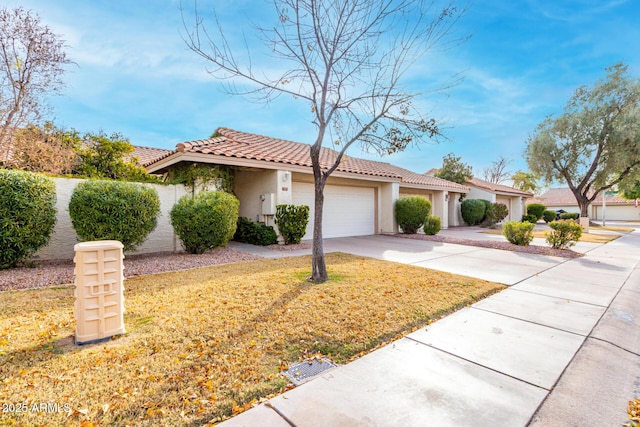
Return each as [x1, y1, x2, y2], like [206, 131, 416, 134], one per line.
[526, 63, 640, 217]
[434, 152, 473, 184]
[512, 170, 539, 194]
[183, 0, 466, 282]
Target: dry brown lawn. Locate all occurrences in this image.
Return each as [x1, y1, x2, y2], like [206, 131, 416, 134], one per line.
[0, 253, 504, 426]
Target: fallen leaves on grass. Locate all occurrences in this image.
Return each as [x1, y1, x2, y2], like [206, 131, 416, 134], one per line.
[0, 253, 503, 426]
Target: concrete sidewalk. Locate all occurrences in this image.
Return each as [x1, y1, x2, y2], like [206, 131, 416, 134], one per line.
[222, 231, 640, 426]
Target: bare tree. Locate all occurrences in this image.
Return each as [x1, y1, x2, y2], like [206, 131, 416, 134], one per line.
[482, 155, 511, 184]
[182, 0, 466, 282]
[8, 121, 78, 174]
[0, 7, 71, 161]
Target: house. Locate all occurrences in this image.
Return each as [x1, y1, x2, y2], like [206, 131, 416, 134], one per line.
[140, 127, 470, 239]
[533, 188, 640, 221]
[465, 177, 532, 221]
[423, 170, 532, 222]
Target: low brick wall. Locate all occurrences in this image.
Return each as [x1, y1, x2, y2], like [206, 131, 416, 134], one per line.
[33, 178, 188, 261]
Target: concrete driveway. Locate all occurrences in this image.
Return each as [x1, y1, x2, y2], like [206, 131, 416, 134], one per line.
[224, 229, 640, 427]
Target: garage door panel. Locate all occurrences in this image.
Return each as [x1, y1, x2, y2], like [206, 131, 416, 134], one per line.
[292, 183, 375, 239]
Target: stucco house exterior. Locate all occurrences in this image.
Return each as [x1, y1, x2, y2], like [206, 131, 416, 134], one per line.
[139, 127, 470, 239]
[466, 177, 532, 221]
[533, 188, 640, 221]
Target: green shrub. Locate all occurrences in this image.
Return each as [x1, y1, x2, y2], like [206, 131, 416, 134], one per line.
[559, 212, 580, 220]
[542, 209, 557, 223]
[395, 196, 432, 234]
[170, 191, 239, 254]
[482, 203, 509, 227]
[423, 215, 441, 235]
[0, 169, 57, 268]
[502, 221, 535, 246]
[526, 203, 547, 221]
[234, 217, 278, 246]
[461, 199, 486, 225]
[275, 204, 310, 244]
[69, 180, 160, 251]
[521, 213, 538, 223]
[546, 220, 582, 249]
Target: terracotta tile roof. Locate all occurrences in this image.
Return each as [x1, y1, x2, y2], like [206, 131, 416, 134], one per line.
[385, 164, 469, 191]
[161, 127, 469, 191]
[468, 177, 533, 197]
[132, 145, 175, 167]
[536, 187, 638, 206]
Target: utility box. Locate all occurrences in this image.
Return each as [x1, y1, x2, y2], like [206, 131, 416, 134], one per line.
[74, 240, 125, 345]
[261, 193, 276, 215]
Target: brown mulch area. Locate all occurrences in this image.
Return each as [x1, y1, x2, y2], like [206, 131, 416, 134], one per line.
[394, 233, 582, 259]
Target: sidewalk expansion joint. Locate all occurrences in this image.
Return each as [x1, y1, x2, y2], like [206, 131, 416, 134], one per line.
[404, 335, 550, 392]
[589, 336, 640, 358]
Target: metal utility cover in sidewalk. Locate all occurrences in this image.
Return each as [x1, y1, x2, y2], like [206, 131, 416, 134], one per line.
[282, 358, 337, 385]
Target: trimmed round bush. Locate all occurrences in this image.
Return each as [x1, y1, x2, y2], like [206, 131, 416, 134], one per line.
[546, 220, 582, 249]
[482, 203, 509, 227]
[526, 203, 547, 221]
[395, 196, 431, 234]
[521, 213, 538, 223]
[542, 209, 557, 223]
[461, 199, 486, 226]
[559, 212, 580, 220]
[275, 204, 310, 244]
[234, 217, 278, 246]
[0, 169, 57, 268]
[69, 180, 160, 251]
[423, 215, 441, 235]
[170, 190, 239, 254]
[503, 221, 535, 246]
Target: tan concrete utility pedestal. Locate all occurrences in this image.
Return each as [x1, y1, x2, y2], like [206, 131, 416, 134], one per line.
[74, 240, 125, 345]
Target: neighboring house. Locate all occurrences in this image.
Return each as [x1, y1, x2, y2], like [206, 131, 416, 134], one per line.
[139, 127, 470, 239]
[466, 177, 533, 221]
[533, 188, 640, 221]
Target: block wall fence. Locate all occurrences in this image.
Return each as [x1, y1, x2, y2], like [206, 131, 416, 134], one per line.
[33, 177, 188, 261]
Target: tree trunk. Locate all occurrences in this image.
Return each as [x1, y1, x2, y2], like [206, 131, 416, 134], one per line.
[311, 177, 328, 282]
[573, 191, 591, 218]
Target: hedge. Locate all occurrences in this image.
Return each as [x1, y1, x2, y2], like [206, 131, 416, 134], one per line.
[170, 191, 239, 254]
[275, 204, 310, 244]
[234, 217, 278, 246]
[461, 199, 486, 226]
[0, 169, 57, 268]
[69, 180, 160, 251]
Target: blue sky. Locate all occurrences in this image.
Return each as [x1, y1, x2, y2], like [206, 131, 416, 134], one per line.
[5, 0, 640, 178]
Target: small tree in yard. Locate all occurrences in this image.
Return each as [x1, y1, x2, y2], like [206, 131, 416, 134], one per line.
[526, 63, 640, 218]
[182, 0, 466, 282]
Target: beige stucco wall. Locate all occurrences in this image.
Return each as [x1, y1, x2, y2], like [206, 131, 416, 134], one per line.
[234, 169, 279, 227]
[33, 177, 188, 261]
[467, 187, 496, 203]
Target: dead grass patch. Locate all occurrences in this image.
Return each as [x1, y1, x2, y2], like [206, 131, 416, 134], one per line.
[0, 253, 503, 426]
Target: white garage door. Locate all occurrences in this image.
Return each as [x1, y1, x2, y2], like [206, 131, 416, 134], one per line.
[292, 182, 375, 239]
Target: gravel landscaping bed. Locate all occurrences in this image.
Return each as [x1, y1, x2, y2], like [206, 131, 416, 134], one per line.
[394, 233, 582, 258]
[0, 247, 260, 292]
